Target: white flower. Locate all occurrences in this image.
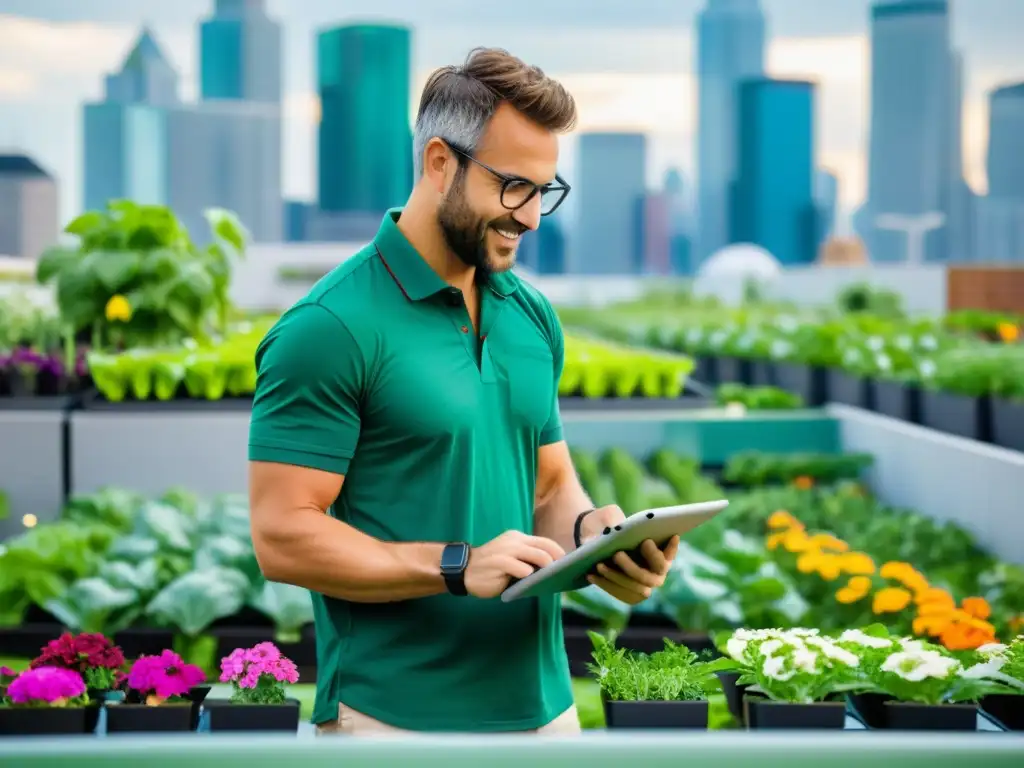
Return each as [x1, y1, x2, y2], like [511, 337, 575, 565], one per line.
[759, 639, 785, 657]
[807, 637, 861, 667]
[763, 655, 795, 681]
[839, 629, 893, 649]
[961, 657, 1006, 679]
[894, 334, 912, 350]
[792, 648, 821, 674]
[881, 650, 960, 682]
[899, 638, 928, 653]
[918, 334, 937, 350]
[977, 643, 1008, 656]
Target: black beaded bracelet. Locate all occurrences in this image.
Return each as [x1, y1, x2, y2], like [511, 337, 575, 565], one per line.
[573, 508, 596, 549]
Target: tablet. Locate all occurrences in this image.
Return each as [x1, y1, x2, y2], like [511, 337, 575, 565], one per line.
[500, 499, 728, 602]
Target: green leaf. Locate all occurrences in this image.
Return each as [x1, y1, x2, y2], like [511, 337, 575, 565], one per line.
[134, 502, 195, 552]
[35, 245, 80, 284]
[81, 250, 143, 292]
[64, 211, 106, 236]
[44, 577, 140, 635]
[204, 208, 248, 254]
[145, 567, 249, 636]
[55, 262, 101, 331]
[249, 581, 314, 635]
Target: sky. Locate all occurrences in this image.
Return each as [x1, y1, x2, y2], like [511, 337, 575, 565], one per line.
[0, 0, 1022, 227]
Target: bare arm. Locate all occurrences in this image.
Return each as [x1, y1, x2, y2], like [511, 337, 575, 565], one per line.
[249, 460, 447, 603]
[532, 440, 602, 553]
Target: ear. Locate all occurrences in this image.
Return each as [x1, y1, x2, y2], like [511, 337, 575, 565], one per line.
[422, 138, 455, 194]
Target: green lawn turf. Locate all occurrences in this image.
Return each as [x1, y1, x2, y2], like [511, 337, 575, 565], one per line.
[2, 657, 734, 730]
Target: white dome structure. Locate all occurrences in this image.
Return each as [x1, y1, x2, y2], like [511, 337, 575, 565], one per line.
[697, 243, 782, 280]
[693, 243, 782, 305]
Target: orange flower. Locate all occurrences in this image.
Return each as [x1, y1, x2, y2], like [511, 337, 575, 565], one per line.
[767, 510, 799, 530]
[816, 554, 842, 581]
[880, 561, 913, 580]
[839, 552, 876, 575]
[915, 587, 955, 610]
[1009, 615, 1024, 634]
[941, 621, 997, 651]
[961, 596, 991, 620]
[997, 321, 1019, 343]
[793, 476, 814, 490]
[913, 614, 950, 637]
[809, 533, 849, 553]
[872, 587, 912, 614]
[835, 576, 872, 604]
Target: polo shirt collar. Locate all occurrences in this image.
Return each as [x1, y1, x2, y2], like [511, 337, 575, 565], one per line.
[374, 208, 518, 301]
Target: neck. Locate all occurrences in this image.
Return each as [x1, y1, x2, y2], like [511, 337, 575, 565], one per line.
[396, 190, 477, 295]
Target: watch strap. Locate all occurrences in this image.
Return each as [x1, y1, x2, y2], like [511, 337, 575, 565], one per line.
[441, 543, 469, 596]
[573, 508, 597, 549]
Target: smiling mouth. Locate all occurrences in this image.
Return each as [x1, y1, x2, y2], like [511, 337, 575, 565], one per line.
[491, 225, 523, 241]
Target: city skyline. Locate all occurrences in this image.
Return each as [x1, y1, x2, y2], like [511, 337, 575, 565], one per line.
[1, 0, 1022, 232]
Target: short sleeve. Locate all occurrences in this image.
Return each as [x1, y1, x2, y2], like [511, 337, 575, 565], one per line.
[538, 298, 565, 446]
[248, 302, 365, 474]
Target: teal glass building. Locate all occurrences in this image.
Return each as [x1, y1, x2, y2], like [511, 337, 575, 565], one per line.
[730, 78, 818, 265]
[317, 24, 413, 213]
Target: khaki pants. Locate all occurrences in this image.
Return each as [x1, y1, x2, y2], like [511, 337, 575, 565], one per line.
[316, 702, 582, 736]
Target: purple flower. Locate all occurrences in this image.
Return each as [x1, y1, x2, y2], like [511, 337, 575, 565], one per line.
[7, 667, 87, 705]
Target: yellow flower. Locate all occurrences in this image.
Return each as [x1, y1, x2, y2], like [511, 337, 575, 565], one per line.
[816, 554, 842, 581]
[839, 552, 876, 575]
[879, 561, 913, 580]
[810, 533, 849, 553]
[835, 576, 872, 604]
[781, 529, 812, 554]
[915, 587, 955, 611]
[105, 294, 132, 322]
[767, 510, 799, 530]
[847, 576, 872, 593]
[872, 587, 912, 614]
[997, 321, 1019, 343]
[796, 552, 822, 574]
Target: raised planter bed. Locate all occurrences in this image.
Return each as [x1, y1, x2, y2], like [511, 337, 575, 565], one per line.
[919, 390, 990, 442]
[559, 395, 712, 412]
[990, 398, 1024, 453]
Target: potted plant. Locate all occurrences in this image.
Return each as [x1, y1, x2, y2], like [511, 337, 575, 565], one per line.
[105, 649, 205, 733]
[734, 628, 860, 729]
[0, 666, 90, 735]
[204, 642, 300, 731]
[588, 632, 724, 729]
[865, 638, 996, 730]
[29, 631, 128, 733]
[966, 637, 1024, 730]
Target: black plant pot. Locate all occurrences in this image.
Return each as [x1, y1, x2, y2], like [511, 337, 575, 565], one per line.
[873, 380, 921, 423]
[204, 699, 301, 732]
[716, 357, 752, 385]
[744, 697, 846, 730]
[0, 706, 89, 736]
[187, 686, 211, 730]
[827, 369, 874, 409]
[692, 357, 716, 386]
[847, 692, 893, 728]
[883, 701, 977, 731]
[603, 699, 708, 729]
[717, 672, 749, 724]
[104, 703, 193, 733]
[990, 398, 1024, 453]
[774, 363, 827, 406]
[919, 390, 990, 442]
[980, 694, 1024, 731]
[750, 360, 775, 387]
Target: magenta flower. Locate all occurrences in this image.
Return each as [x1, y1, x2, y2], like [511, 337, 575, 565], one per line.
[219, 643, 298, 705]
[7, 667, 87, 706]
[0, 666, 16, 678]
[127, 650, 205, 703]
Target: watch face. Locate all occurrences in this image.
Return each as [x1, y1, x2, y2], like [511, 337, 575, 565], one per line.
[440, 543, 468, 572]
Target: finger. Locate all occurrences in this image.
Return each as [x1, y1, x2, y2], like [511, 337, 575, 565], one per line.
[662, 535, 680, 563]
[609, 551, 662, 587]
[639, 539, 668, 574]
[595, 562, 652, 599]
[520, 535, 566, 561]
[500, 556, 537, 580]
[587, 574, 645, 605]
[512, 544, 559, 570]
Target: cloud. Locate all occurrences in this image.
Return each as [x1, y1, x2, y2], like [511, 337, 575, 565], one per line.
[0, 68, 37, 97]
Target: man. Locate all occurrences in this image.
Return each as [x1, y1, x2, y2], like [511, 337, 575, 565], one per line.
[247, 47, 679, 736]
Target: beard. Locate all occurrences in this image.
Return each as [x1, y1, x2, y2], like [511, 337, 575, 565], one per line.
[437, 173, 524, 283]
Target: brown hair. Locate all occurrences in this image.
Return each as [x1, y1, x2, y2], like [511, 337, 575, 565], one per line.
[413, 48, 577, 174]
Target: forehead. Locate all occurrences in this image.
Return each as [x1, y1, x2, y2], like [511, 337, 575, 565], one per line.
[473, 103, 560, 183]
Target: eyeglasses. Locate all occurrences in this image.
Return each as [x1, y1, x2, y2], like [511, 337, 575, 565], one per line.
[443, 140, 570, 216]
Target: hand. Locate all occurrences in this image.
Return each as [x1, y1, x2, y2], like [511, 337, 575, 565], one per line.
[464, 530, 566, 599]
[588, 537, 679, 605]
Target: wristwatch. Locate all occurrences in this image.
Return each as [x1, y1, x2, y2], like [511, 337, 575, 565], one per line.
[440, 542, 470, 596]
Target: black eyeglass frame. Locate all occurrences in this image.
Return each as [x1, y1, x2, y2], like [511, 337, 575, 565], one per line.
[441, 139, 571, 216]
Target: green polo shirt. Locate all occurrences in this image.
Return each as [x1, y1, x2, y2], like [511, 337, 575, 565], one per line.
[248, 208, 573, 732]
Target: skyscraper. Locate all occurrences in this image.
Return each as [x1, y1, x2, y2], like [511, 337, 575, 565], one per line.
[317, 24, 412, 213]
[730, 79, 818, 266]
[0, 155, 59, 259]
[571, 132, 647, 275]
[863, 1, 963, 262]
[974, 83, 1024, 262]
[199, 0, 282, 103]
[82, 30, 174, 212]
[695, 0, 766, 265]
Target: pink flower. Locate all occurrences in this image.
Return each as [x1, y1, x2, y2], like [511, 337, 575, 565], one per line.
[245, 642, 281, 665]
[239, 666, 261, 689]
[7, 667, 86, 705]
[127, 650, 205, 700]
[270, 658, 299, 684]
[0, 666, 16, 678]
[219, 649, 247, 683]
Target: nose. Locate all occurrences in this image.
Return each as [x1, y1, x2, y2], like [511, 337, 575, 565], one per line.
[512, 193, 543, 232]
